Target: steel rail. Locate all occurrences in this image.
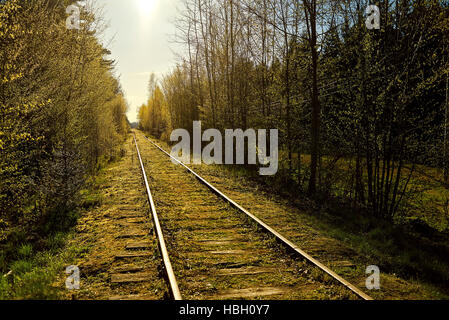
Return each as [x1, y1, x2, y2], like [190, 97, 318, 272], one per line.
[141, 133, 373, 301]
[133, 134, 182, 300]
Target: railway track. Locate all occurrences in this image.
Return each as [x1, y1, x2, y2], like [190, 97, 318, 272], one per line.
[132, 131, 373, 300]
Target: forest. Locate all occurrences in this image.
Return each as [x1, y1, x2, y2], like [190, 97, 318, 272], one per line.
[138, 0, 449, 232]
[0, 0, 128, 296]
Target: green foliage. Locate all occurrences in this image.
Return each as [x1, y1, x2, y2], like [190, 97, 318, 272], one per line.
[0, 176, 106, 299]
[0, 1, 129, 296]
[317, 0, 449, 220]
[11, 259, 33, 275]
[164, 0, 449, 228]
[1, 256, 64, 300]
[46, 232, 66, 252]
[0, 0, 129, 246]
[17, 244, 33, 258]
[138, 76, 170, 138]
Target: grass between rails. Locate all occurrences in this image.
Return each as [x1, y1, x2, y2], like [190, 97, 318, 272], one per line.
[144, 132, 449, 299]
[0, 158, 117, 300]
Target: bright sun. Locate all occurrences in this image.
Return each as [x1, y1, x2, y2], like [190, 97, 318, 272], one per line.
[138, 0, 157, 15]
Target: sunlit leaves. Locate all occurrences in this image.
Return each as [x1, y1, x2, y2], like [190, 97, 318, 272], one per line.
[0, 0, 128, 237]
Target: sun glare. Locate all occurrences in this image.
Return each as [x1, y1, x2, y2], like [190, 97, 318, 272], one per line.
[138, 0, 157, 16]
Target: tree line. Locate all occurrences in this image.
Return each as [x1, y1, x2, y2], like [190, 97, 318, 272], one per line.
[140, 0, 448, 224]
[0, 0, 128, 251]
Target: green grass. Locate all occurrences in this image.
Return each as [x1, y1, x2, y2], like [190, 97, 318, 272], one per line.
[0, 160, 117, 300]
[0, 230, 84, 299]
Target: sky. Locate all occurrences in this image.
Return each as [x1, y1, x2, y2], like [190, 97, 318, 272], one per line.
[94, 0, 183, 122]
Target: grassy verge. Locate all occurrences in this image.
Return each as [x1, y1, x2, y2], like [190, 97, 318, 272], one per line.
[0, 234, 89, 299]
[0, 165, 110, 299]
